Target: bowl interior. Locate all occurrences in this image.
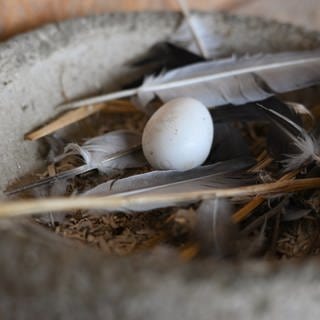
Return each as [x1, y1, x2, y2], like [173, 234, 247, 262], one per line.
[0, 12, 319, 195]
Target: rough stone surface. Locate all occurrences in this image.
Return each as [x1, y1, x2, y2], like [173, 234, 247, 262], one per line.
[1, 221, 320, 320]
[0, 12, 320, 319]
[233, 0, 320, 31]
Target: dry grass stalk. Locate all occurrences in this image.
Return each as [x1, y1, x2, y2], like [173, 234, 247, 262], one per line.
[1, 177, 320, 218]
[250, 156, 273, 172]
[232, 170, 299, 223]
[25, 100, 138, 141]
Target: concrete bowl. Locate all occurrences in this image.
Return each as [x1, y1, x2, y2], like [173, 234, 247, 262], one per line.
[0, 12, 320, 319]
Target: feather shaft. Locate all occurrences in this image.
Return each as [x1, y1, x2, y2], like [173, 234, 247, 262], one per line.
[176, 0, 209, 58]
[84, 158, 254, 198]
[6, 145, 142, 196]
[60, 88, 137, 111]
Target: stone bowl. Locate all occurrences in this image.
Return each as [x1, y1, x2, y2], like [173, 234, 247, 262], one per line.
[0, 12, 320, 319]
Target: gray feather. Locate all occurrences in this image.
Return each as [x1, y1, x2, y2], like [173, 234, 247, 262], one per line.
[196, 199, 238, 257]
[6, 130, 146, 196]
[55, 130, 146, 173]
[83, 157, 255, 211]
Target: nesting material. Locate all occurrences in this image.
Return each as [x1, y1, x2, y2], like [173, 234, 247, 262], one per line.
[3, 13, 320, 261]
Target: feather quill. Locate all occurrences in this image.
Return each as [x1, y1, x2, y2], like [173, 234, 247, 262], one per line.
[84, 157, 255, 212]
[175, 0, 209, 58]
[59, 50, 320, 110]
[6, 130, 145, 195]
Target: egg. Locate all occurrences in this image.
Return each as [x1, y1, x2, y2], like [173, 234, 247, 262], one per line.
[142, 97, 214, 170]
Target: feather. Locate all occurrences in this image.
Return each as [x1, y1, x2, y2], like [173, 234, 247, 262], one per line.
[256, 102, 320, 170]
[245, 220, 268, 257]
[207, 123, 251, 163]
[212, 97, 312, 164]
[170, 10, 222, 59]
[254, 98, 305, 161]
[31, 182, 68, 225]
[123, 42, 204, 90]
[124, 0, 209, 89]
[54, 130, 145, 173]
[84, 157, 255, 212]
[195, 199, 239, 257]
[59, 49, 320, 111]
[210, 97, 300, 124]
[282, 134, 320, 170]
[129, 4, 220, 71]
[175, 0, 209, 58]
[209, 97, 315, 166]
[6, 130, 146, 196]
[43, 133, 67, 163]
[128, 42, 204, 72]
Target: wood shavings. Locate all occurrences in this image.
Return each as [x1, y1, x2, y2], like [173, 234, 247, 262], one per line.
[51, 209, 192, 255]
[275, 216, 320, 258]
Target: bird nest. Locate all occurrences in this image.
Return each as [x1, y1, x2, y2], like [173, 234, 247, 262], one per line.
[1, 12, 320, 264]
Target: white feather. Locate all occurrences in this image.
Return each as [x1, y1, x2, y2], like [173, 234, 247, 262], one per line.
[282, 134, 320, 171]
[60, 50, 320, 111]
[256, 103, 320, 170]
[7, 130, 146, 196]
[55, 130, 145, 173]
[174, 0, 210, 58]
[170, 11, 222, 58]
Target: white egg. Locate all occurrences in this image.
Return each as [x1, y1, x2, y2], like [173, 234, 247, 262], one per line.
[142, 97, 214, 170]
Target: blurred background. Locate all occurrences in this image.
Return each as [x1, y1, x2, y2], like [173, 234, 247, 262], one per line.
[0, 0, 319, 40]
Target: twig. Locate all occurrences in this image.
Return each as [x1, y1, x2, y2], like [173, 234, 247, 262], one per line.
[232, 170, 298, 223]
[25, 101, 137, 141]
[250, 156, 273, 172]
[1, 177, 320, 218]
[179, 244, 200, 261]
